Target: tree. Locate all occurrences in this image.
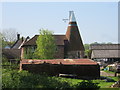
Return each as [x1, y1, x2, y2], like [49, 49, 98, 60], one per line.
[34, 29, 56, 59]
[91, 42, 100, 45]
[0, 32, 8, 48]
[107, 42, 112, 44]
[1, 28, 17, 48]
[2, 28, 17, 42]
[84, 44, 91, 58]
[84, 44, 90, 50]
[0, 32, 2, 47]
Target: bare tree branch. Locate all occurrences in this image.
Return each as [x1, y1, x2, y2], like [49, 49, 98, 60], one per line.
[2, 28, 17, 42]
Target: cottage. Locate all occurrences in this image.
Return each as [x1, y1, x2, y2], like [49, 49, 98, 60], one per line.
[21, 11, 85, 59]
[2, 34, 29, 62]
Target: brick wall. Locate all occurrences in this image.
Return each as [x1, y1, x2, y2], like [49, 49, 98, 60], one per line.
[67, 51, 84, 59]
[54, 45, 64, 59]
[21, 46, 64, 59]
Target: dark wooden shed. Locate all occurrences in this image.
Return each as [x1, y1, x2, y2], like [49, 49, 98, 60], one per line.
[20, 59, 100, 79]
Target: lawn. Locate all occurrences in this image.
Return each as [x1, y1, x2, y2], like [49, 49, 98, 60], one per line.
[107, 76, 120, 81]
[93, 80, 114, 88]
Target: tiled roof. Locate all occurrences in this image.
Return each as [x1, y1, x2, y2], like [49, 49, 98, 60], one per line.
[91, 50, 120, 58]
[90, 44, 120, 50]
[11, 39, 23, 49]
[66, 21, 84, 51]
[21, 59, 98, 65]
[2, 49, 21, 59]
[65, 11, 84, 51]
[23, 35, 67, 46]
[90, 44, 120, 58]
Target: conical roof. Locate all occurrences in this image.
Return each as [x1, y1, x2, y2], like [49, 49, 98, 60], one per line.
[66, 11, 84, 51]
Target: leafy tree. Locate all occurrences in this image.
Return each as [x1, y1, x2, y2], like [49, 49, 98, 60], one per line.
[34, 29, 56, 59]
[0, 32, 7, 48]
[91, 42, 113, 45]
[90, 42, 100, 45]
[85, 50, 91, 58]
[107, 42, 112, 44]
[84, 44, 91, 58]
[84, 44, 90, 50]
[0, 32, 2, 50]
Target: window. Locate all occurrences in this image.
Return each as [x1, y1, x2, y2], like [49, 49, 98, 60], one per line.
[31, 47, 35, 53]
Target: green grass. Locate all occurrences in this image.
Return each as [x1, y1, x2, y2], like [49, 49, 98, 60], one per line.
[93, 79, 115, 88]
[59, 77, 118, 88]
[104, 70, 115, 74]
[107, 76, 120, 81]
[99, 82, 114, 88]
[94, 76, 120, 88]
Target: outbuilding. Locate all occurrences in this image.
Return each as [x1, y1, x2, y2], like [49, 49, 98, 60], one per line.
[90, 44, 120, 63]
[20, 59, 100, 79]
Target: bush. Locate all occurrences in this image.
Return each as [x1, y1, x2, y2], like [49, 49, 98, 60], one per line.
[2, 61, 19, 70]
[2, 69, 44, 88]
[2, 69, 29, 88]
[2, 69, 72, 88]
[75, 80, 100, 89]
[2, 70, 17, 88]
[2, 55, 9, 64]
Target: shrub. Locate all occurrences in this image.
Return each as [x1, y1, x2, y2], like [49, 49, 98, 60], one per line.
[2, 55, 8, 63]
[2, 69, 21, 88]
[2, 69, 72, 88]
[75, 80, 100, 89]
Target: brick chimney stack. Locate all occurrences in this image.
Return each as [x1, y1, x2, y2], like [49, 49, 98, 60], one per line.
[17, 34, 20, 40]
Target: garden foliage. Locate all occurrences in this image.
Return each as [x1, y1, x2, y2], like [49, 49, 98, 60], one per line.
[2, 69, 72, 88]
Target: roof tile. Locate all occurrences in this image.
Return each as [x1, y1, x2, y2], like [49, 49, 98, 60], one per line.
[21, 59, 98, 65]
[23, 35, 67, 46]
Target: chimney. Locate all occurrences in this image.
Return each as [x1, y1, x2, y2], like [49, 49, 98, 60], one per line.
[25, 36, 30, 42]
[21, 37, 24, 42]
[17, 34, 20, 40]
[26, 36, 30, 39]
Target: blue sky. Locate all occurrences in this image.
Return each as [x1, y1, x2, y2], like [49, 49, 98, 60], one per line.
[1, 2, 118, 44]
